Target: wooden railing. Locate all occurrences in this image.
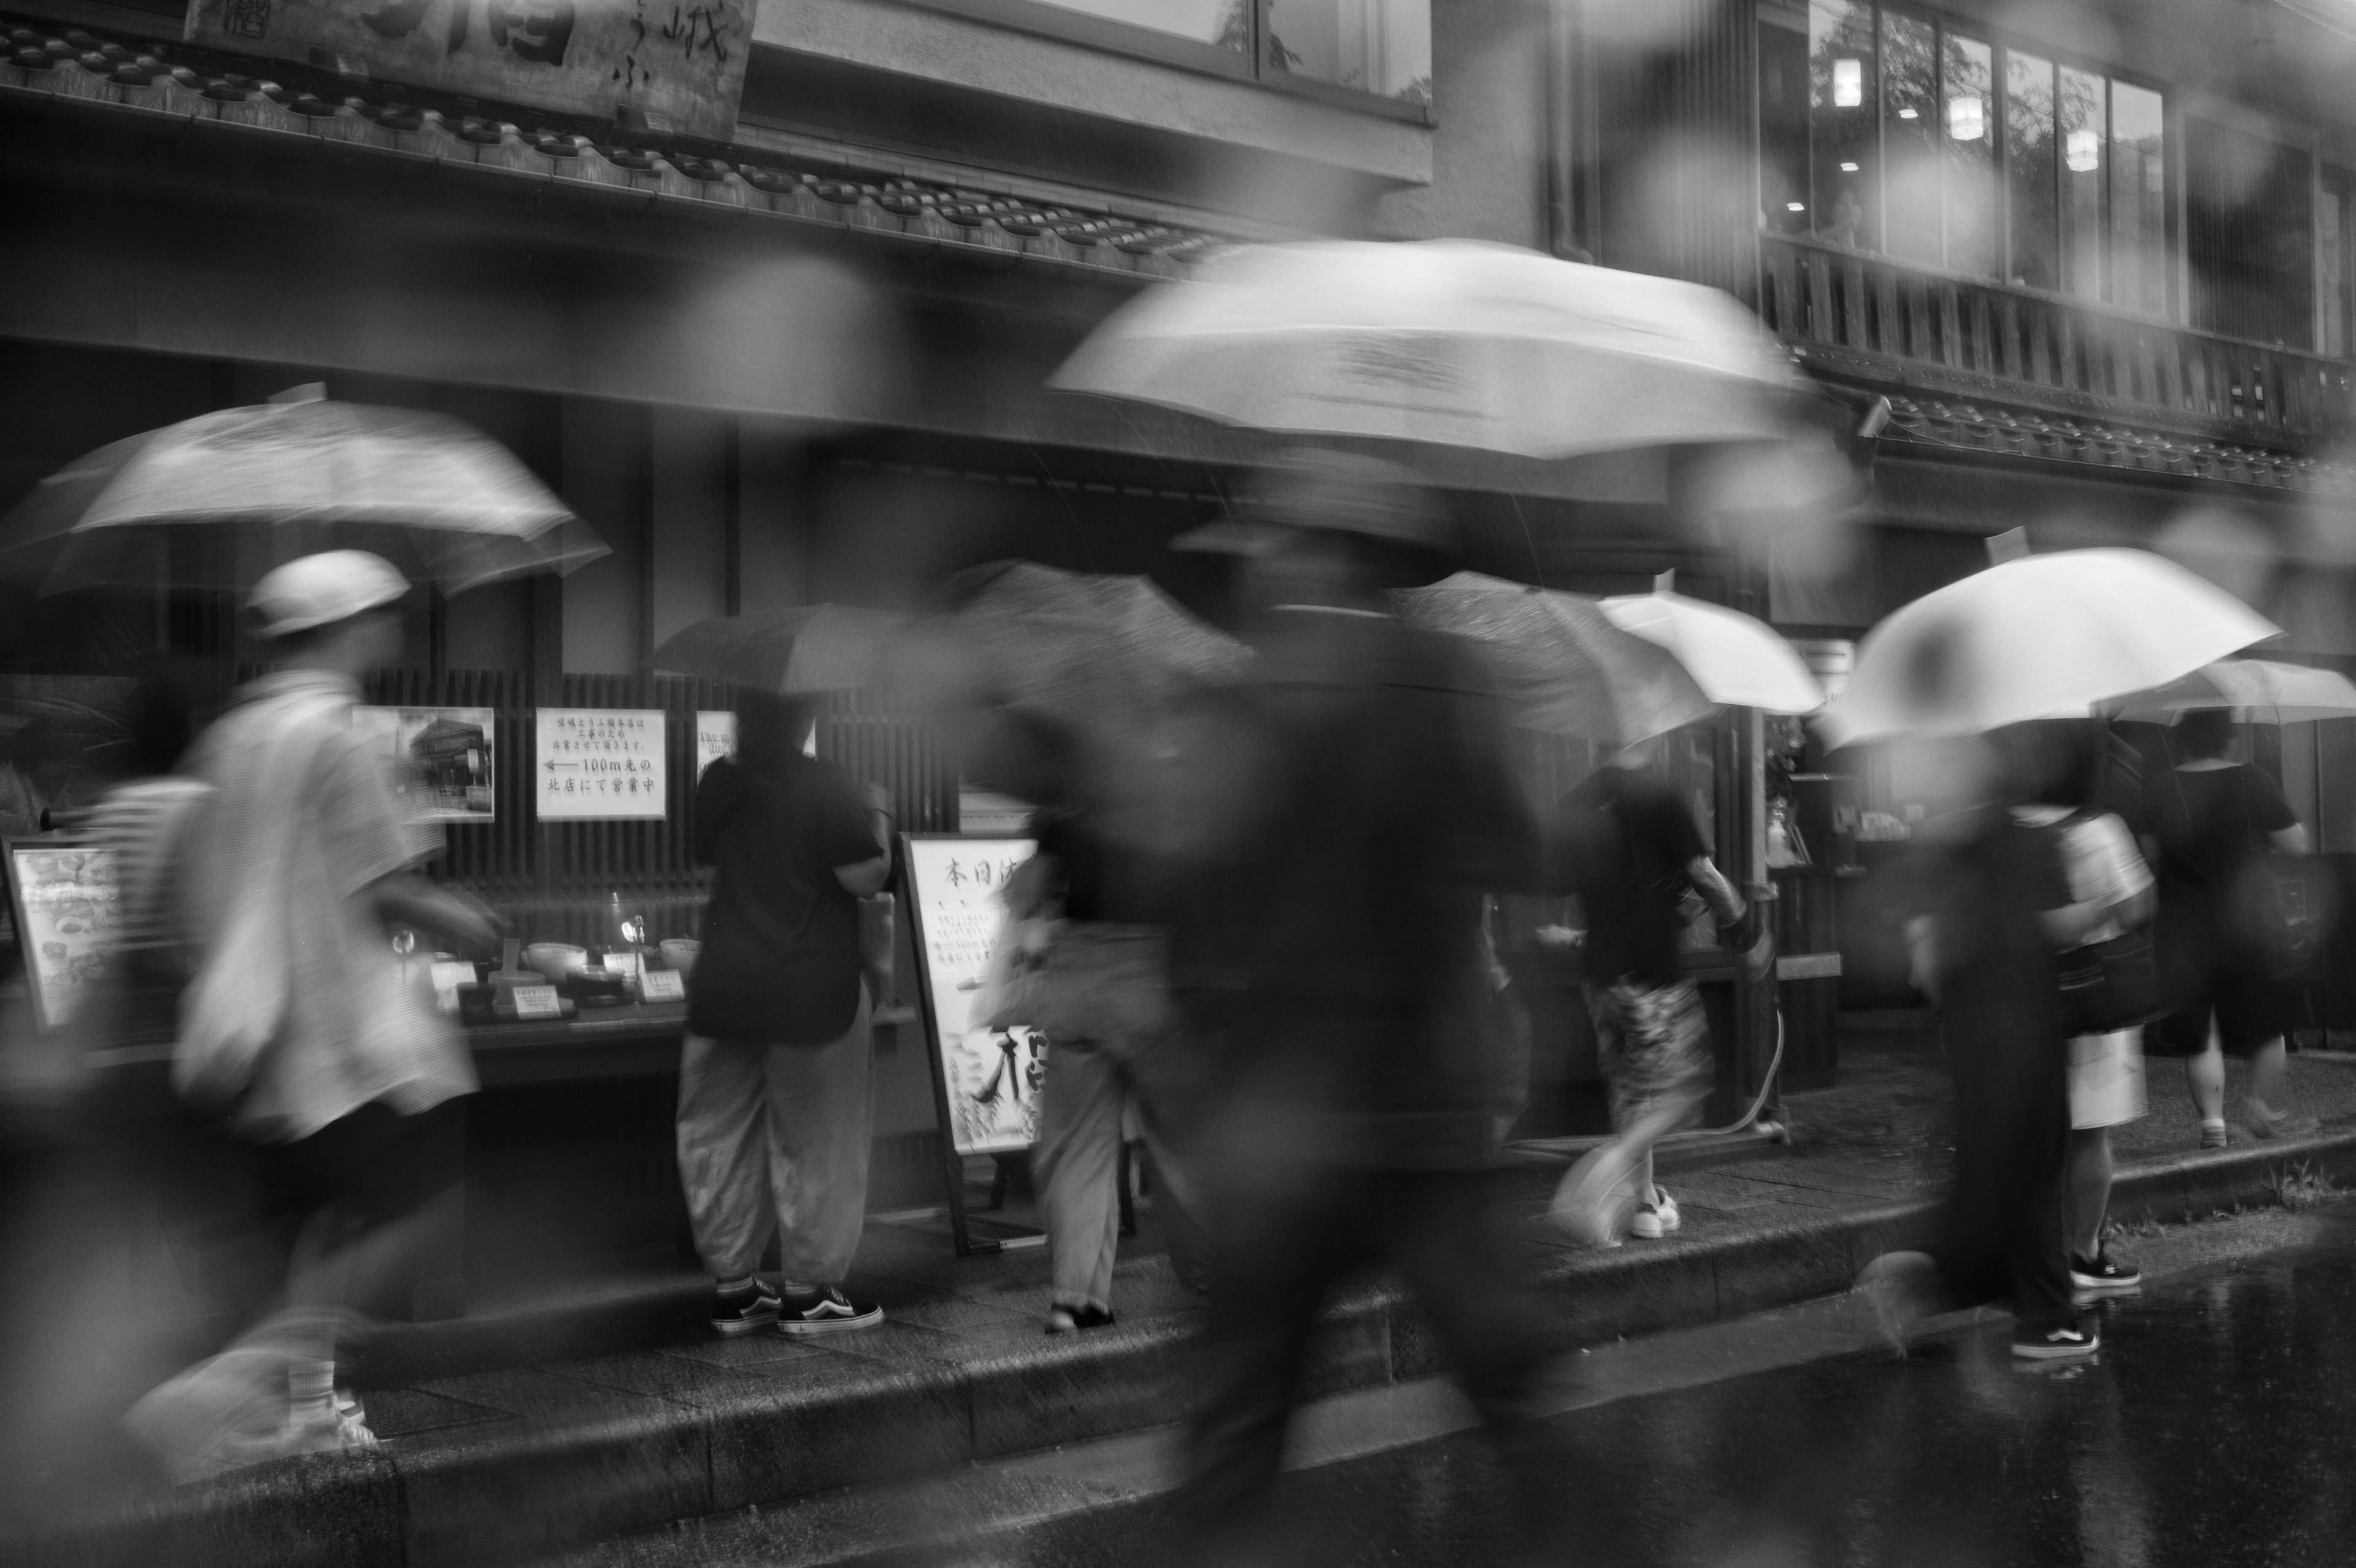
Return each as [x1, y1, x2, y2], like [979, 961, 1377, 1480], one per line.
[1757, 233, 2356, 445]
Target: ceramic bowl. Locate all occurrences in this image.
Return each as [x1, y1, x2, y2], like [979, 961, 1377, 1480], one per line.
[524, 942, 590, 982]
[658, 938, 701, 977]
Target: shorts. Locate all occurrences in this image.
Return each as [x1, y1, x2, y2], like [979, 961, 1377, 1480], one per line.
[2066, 1029, 2146, 1129]
[2148, 956, 2296, 1058]
[245, 1099, 464, 1232]
[1584, 977, 1712, 1133]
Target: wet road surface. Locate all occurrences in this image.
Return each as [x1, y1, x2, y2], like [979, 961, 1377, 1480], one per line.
[1002, 1219, 2356, 1568]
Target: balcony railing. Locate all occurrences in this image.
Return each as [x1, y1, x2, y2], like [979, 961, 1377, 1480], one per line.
[1757, 233, 2356, 448]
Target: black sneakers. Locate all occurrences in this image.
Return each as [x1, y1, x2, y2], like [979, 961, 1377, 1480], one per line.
[2071, 1251, 2142, 1299]
[710, 1282, 781, 1337]
[1045, 1304, 1117, 1334]
[778, 1286, 884, 1335]
[2012, 1320, 2101, 1361]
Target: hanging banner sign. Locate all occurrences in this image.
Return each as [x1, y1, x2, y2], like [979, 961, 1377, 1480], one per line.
[183, 0, 754, 140]
[534, 709, 667, 820]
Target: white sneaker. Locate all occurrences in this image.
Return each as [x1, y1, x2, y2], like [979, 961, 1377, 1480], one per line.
[1628, 1188, 1680, 1239]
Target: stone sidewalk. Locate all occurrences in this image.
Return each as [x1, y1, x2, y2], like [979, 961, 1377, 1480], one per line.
[14, 1021, 2356, 1568]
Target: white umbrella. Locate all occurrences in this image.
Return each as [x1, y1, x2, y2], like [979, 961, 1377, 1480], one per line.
[1820, 548, 2280, 747]
[1599, 588, 1823, 713]
[2109, 658, 2356, 724]
[1052, 240, 1806, 459]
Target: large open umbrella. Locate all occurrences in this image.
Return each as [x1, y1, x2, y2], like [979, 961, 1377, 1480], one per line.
[2108, 658, 2356, 724]
[1599, 586, 1823, 713]
[0, 395, 606, 594]
[648, 605, 904, 693]
[1396, 572, 1717, 744]
[1820, 549, 2280, 746]
[1052, 240, 1807, 460]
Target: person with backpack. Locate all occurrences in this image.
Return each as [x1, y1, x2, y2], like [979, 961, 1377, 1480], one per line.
[125, 551, 502, 1480]
[676, 689, 892, 1337]
[2144, 707, 2312, 1148]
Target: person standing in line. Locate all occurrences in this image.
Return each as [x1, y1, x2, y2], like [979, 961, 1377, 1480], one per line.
[125, 552, 502, 1479]
[2144, 707, 2312, 1148]
[1168, 450, 1565, 1564]
[2007, 721, 2152, 1301]
[677, 690, 891, 1337]
[1541, 734, 1768, 1247]
[1856, 729, 2102, 1362]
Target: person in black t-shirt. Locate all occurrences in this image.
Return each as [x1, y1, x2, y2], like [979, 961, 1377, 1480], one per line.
[676, 691, 893, 1338]
[1539, 736, 1765, 1248]
[2144, 707, 2311, 1147]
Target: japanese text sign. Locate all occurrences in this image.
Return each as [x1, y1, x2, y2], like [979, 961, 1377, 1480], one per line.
[534, 709, 667, 821]
[901, 836, 1041, 1158]
[184, 0, 753, 140]
[695, 710, 734, 778]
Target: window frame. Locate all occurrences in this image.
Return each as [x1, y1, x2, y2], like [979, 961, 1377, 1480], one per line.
[896, 0, 1437, 125]
[1773, 1, 2182, 324]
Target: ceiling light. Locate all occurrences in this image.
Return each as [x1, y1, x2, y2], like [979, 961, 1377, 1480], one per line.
[1787, 201, 1807, 212]
[1839, 161, 1859, 172]
[1833, 58, 1863, 108]
[1896, 107, 1919, 120]
[1947, 94, 1985, 140]
[2066, 127, 2101, 173]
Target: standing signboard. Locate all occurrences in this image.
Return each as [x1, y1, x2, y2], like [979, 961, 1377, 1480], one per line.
[4, 838, 115, 1032]
[898, 832, 1043, 1255]
[183, 0, 755, 140]
[534, 709, 667, 820]
[354, 705, 496, 823]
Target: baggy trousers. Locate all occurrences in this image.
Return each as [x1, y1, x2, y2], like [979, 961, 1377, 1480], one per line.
[676, 993, 872, 1285]
[1029, 924, 1205, 1312]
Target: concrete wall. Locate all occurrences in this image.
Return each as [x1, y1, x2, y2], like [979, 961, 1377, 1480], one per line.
[1374, 0, 1549, 246]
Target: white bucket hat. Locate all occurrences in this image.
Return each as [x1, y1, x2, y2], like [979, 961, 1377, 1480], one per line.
[247, 550, 410, 640]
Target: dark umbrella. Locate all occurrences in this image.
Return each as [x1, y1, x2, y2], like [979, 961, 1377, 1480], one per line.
[901, 561, 1249, 763]
[648, 605, 905, 693]
[1396, 571, 1716, 744]
[0, 395, 606, 594]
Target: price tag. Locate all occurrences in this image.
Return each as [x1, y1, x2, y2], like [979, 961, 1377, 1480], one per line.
[510, 984, 562, 1019]
[639, 969, 687, 1003]
[429, 960, 477, 1014]
[601, 951, 642, 980]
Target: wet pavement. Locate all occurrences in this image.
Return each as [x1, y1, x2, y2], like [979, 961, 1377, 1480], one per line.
[980, 1213, 2356, 1568]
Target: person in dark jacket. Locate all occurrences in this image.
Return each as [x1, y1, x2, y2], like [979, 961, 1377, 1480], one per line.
[676, 690, 891, 1337]
[1167, 450, 1562, 1563]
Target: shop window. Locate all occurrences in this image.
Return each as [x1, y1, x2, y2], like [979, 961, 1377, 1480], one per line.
[2187, 117, 2314, 349]
[938, 0, 1430, 110]
[1763, 3, 2174, 317]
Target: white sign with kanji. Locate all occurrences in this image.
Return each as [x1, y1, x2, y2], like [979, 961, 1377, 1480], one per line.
[534, 709, 668, 821]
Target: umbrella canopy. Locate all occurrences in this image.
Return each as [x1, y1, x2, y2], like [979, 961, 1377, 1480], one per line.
[648, 605, 904, 693]
[903, 561, 1250, 758]
[0, 398, 606, 594]
[2109, 658, 2356, 724]
[1395, 571, 1717, 744]
[1599, 589, 1824, 713]
[1052, 240, 1805, 460]
[1819, 549, 2280, 747]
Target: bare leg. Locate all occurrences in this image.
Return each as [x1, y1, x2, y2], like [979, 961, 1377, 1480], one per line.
[2185, 1026, 2227, 1127]
[1551, 1097, 1690, 1245]
[2246, 1037, 2289, 1113]
[2065, 1126, 2112, 1261]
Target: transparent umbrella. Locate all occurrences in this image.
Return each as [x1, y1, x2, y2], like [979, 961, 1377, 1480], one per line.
[648, 605, 905, 694]
[2108, 658, 2356, 724]
[1599, 585, 1823, 714]
[0, 395, 606, 594]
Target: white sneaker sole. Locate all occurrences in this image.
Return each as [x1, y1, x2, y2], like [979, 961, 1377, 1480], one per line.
[2012, 1337, 2100, 1360]
[779, 1306, 885, 1335]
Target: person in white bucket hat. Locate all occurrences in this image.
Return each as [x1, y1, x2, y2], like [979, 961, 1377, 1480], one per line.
[125, 551, 502, 1482]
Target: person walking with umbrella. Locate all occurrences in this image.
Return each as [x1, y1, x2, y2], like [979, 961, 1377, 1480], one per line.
[125, 552, 504, 1478]
[1165, 450, 1564, 1563]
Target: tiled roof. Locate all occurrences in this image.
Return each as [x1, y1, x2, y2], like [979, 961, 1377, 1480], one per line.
[1, 13, 1234, 282]
[1871, 391, 2356, 500]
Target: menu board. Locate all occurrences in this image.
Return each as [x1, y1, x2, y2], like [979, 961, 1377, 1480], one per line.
[535, 709, 667, 820]
[695, 710, 735, 778]
[5, 839, 118, 1031]
[900, 835, 1041, 1158]
[354, 705, 496, 823]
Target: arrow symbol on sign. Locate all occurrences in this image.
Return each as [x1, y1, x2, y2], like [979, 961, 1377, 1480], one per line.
[544, 761, 581, 772]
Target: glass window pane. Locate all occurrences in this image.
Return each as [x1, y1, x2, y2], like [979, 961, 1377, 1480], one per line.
[1029, 0, 1245, 47]
[2108, 82, 2168, 315]
[2058, 69, 2106, 299]
[1265, 0, 1432, 102]
[1759, 13, 1813, 237]
[2004, 52, 2058, 290]
[1808, 1, 1878, 247]
[1881, 10, 1939, 264]
[2321, 169, 2351, 358]
[1942, 33, 1998, 277]
[2186, 118, 2312, 348]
